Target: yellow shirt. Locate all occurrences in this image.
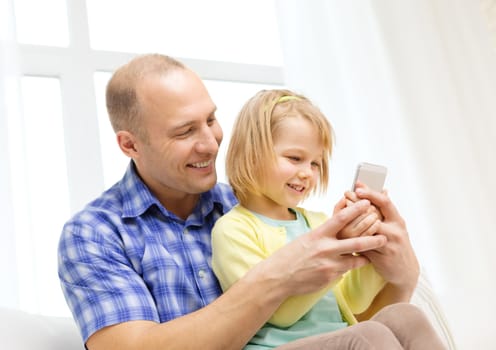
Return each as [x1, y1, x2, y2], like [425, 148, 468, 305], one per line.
[212, 204, 386, 327]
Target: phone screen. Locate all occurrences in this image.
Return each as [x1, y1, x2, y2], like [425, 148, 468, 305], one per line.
[352, 162, 387, 191]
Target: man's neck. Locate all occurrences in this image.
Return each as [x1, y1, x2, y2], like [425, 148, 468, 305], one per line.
[158, 193, 200, 220]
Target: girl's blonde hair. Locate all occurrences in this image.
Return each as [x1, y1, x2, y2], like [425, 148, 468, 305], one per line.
[226, 89, 334, 206]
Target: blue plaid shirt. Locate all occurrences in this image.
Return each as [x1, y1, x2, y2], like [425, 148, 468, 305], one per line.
[58, 162, 237, 342]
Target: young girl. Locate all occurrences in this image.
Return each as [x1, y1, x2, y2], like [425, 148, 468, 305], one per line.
[212, 89, 446, 349]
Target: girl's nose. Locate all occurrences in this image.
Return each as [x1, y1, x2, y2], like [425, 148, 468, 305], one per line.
[298, 164, 312, 179]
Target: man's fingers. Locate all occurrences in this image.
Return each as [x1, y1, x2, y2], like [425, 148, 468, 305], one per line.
[338, 254, 372, 272]
[337, 234, 387, 256]
[355, 187, 400, 221]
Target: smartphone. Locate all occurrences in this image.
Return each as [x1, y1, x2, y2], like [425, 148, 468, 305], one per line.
[352, 162, 387, 191]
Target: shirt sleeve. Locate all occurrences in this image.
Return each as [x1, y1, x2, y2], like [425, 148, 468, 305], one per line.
[58, 219, 159, 343]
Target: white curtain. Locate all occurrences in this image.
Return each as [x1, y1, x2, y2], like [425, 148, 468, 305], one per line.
[0, 0, 21, 308]
[276, 1, 496, 349]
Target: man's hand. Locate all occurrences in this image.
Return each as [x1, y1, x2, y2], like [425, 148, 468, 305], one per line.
[354, 187, 419, 298]
[253, 199, 388, 297]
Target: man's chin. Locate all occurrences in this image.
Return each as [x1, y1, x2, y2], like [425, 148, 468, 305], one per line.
[192, 176, 217, 192]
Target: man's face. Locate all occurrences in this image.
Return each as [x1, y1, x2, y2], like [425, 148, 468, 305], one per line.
[132, 69, 222, 203]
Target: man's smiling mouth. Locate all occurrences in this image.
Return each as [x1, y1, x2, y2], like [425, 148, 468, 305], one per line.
[190, 160, 212, 168]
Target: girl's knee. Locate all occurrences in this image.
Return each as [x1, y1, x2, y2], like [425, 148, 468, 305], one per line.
[349, 321, 403, 349]
[372, 303, 446, 349]
[379, 303, 430, 327]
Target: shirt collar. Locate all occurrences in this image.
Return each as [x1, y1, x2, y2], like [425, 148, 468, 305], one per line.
[120, 161, 160, 218]
[119, 161, 231, 221]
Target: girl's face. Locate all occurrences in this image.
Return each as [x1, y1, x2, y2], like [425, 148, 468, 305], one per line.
[256, 116, 324, 220]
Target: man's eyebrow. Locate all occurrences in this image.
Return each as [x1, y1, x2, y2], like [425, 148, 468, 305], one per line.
[170, 108, 218, 132]
[171, 120, 195, 132]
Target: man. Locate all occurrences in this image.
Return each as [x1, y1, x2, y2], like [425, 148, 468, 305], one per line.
[58, 54, 420, 349]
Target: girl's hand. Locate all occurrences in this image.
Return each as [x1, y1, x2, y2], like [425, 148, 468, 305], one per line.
[334, 181, 383, 239]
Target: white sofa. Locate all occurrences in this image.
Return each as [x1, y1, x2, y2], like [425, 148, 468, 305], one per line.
[0, 270, 456, 350]
[411, 270, 457, 349]
[0, 307, 83, 349]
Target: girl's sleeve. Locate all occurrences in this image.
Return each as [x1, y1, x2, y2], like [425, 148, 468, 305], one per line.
[334, 264, 386, 324]
[211, 212, 337, 328]
[211, 215, 270, 292]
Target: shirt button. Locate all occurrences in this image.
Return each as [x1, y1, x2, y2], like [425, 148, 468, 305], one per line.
[198, 269, 206, 279]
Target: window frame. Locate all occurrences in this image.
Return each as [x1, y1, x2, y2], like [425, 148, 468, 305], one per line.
[5, 0, 284, 314]
[17, 1, 284, 214]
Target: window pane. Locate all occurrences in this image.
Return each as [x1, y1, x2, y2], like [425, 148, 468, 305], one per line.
[16, 76, 70, 315]
[86, 0, 283, 66]
[14, 0, 69, 46]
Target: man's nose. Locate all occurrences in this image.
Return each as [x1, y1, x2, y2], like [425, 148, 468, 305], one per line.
[195, 127, 219, 154]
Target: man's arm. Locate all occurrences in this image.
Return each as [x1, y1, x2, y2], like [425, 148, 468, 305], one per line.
[86, 270, 284, 350]
[87, 200, 387, 350]
[353, 187, 420, 321]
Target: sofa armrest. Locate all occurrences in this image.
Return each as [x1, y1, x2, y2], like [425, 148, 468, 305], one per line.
[0, 307, 83, 350]
[411, 269, 457, 350]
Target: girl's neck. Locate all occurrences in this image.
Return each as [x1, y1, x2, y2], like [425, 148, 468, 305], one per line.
[242, 196, 296, 221]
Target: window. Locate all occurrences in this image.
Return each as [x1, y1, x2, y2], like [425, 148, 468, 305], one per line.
[15, 77, 70, 315]
[86, 0, 283, 66]
[3, 0, 284, 316]
[14, 0, 69, 46]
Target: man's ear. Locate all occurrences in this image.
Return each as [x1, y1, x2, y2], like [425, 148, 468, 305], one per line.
[117, 130, 139, 158]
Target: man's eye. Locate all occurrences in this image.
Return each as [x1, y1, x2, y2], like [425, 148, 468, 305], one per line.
[177, 128, 193, 137]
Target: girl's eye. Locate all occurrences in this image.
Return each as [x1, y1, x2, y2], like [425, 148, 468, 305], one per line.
[311, 161, 321, 168]
[288, 156, 300, 161]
